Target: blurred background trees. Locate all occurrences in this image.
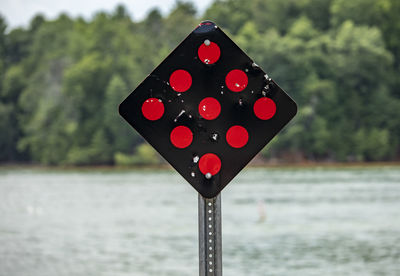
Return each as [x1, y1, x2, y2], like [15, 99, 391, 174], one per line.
[0, 0, 399, 165]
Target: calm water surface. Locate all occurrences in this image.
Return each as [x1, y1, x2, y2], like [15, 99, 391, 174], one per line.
[0, 167, 399, 276]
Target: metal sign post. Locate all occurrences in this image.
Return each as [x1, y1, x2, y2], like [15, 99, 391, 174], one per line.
[199, 194, 222, 276]
[119, 21, 297, 275]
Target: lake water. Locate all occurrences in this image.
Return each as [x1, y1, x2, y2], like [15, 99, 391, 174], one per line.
[0, 167, 399, 276]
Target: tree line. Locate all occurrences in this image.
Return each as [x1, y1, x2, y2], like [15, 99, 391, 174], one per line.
[0, 0, 399, 165]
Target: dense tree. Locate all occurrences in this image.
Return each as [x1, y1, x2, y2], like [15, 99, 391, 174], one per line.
[163, 1, 198, 47]
[0, 0, 399, 165]
[112, 4, 131, 20]
[104, 75, 141, 156]
[0, 15, 5, 73]
[203, 0, 251, 34]
[330, 0, 382, 27]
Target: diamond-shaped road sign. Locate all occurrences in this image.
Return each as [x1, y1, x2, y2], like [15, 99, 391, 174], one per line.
[119, 21, 297, 198]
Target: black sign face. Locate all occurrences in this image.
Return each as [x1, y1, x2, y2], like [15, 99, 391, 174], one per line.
[119, 21, 297, 198]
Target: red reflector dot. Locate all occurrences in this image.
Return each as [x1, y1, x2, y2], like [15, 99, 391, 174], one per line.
[254, 97, 276, 120]
[141, 98, 164, 121]
[226, 125, 249, 148]
[225, 69, 248, 92]
[198, 41, 220, 64]
[199, 153, 221, 176]
[169, 69, 192, 92]
[170, 126, 193, 149]
[199, 97, 221, 120]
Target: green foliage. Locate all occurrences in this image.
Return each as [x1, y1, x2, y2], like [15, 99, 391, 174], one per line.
[353, 128, 392, 161]
[330, 0, 381, 27]
[163, 2, 198, 47]
[104, 74, 141, 155]
[66, 129, 111, 165]
[0, 102, 18, 161]
[114, 143, 161, 166]
[1, 0, 400, 165]
[0, 15, 6, 76]
[203, 0, 252, 34]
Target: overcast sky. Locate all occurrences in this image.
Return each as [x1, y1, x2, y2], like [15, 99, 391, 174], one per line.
[0, 0, 213, 29]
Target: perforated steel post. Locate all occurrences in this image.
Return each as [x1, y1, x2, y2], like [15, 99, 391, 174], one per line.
[198, 194, 222, 276]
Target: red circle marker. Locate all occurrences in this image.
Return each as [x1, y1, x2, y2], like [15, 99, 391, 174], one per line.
[253, 97, 276, 120]
[141, 98, 164, 121]
[169, 69, 192, 92]
[198, 97, 221, 120]
[198, 41, 220, 64]
[225, 69, 248, 92]
[226, 125, 249, 148]
[170, 126, 193, 149]
[199, 153, 221, 176]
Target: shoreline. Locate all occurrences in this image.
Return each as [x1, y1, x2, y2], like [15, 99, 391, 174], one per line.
[1, 161, 400, 172]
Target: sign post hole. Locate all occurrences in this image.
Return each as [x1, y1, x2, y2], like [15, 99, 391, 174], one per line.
[119, 21, 297, 275]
